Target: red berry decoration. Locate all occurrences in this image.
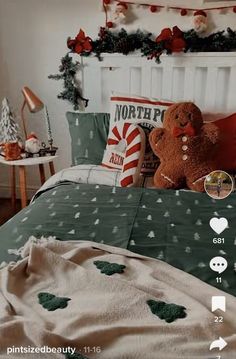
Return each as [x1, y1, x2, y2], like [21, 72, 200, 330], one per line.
[103, 0, 111, 4]
[233, 6, 236, 13]
[181, 9, 187, 16]
[106, 21, 114, 28]
[150, 5, 157, 13]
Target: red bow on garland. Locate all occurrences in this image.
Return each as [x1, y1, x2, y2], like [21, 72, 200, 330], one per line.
[67, 29, 93, 54]
[156, 26, 186, 53]
[172, 123, 196, 137]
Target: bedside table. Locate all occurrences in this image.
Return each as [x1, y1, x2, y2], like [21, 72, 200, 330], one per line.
[0, 155, 57, 209]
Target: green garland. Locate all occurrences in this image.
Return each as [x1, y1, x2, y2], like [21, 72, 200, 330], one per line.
[48, 54, 89, 111]
[49, 27, 236, 110]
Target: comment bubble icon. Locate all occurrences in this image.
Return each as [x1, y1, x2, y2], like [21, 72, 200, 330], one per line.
[209, 257, 228, 274]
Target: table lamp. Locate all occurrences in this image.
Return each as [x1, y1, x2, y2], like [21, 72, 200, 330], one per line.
[21, 86, 44, 139]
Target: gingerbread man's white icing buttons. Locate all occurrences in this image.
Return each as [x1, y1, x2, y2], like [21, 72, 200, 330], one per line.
[182, 145, 188, 151]
[182, 155, 188, 161]
[182, 136, 188, 142]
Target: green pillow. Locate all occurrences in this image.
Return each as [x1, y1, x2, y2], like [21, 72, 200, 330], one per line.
[66, 112, 110, 166]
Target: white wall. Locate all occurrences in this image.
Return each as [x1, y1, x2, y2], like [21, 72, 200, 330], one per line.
[0, 0, 236, 198]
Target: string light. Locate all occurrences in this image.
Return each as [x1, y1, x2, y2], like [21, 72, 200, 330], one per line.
[102, 0, 236, 28]
[180, 9, 187, 16]
[106, 21, 114, 28]
[111, 0, 236, 14]
[150, 5, 158, 13]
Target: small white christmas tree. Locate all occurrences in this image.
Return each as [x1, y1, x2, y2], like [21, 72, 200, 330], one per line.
[0, 98, 21, 143]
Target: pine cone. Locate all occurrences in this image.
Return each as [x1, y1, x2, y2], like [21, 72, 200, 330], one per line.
[115, 38, 130, 55]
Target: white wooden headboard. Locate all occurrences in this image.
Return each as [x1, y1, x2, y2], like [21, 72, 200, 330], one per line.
[82, 53, 236, 113]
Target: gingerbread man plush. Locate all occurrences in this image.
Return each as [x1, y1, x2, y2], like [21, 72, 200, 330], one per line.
[149, 102, 219, 192]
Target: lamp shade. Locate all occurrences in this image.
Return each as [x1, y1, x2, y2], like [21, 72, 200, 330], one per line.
[22, 87, 44, 113]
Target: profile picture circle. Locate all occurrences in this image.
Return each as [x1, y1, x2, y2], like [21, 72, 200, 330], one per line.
[204, 170, 234, 200]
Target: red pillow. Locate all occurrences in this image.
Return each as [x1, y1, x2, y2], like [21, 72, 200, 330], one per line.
[213, 113, 236, 171]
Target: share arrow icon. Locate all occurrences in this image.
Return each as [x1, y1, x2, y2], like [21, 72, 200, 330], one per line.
[210, 337, 228, 351]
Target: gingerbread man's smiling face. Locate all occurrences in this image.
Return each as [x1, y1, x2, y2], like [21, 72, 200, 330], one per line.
[163, 102, 203, 137]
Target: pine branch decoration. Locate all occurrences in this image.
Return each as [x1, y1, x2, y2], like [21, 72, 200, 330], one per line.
[49, 27, 236, 109]
[92, 28, 153, 60]
[184, 27, 236, 53]
[48, 53, 89, 111]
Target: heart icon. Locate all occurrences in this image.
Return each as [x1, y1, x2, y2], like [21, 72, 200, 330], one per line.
[209, 217, 228, 235]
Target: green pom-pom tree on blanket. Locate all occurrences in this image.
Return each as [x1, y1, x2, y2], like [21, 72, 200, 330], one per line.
[94, 260, 126, 275]
[147, 300, 187, 323]
[65, 353, 90, 359]
[38, 292, 71, 311]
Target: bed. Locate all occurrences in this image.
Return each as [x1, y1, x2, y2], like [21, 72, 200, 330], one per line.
[0, 53, 236, 358]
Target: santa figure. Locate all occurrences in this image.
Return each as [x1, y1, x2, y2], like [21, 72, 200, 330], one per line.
[193, 10, 208, 33]
[113, 2, 128, 24]
[25, 133, 41, 154]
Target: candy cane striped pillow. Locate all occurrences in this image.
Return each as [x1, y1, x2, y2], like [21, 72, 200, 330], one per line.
[102, 122, 145, 187]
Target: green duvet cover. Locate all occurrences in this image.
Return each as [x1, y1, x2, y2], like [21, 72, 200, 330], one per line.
[0, 183, 235, 296]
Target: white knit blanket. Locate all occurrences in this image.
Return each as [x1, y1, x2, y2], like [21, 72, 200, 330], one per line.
[0, 238, 235, 359]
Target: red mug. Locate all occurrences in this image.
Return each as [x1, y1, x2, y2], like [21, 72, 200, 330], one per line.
[0, 142, 22, 161]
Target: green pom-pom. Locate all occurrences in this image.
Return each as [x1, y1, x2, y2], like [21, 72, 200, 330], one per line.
[38, 292, 71, 311]
[147, 300, 187, 323]
[93, 260, 126, 276]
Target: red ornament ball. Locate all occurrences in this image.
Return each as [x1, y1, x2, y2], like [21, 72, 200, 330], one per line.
[150, 5, 157, 13]
[233, 6, 236, 13]
[181, 9, 187, 16]
[103, 0, 111, 4]
[106, 21, 114, 28]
